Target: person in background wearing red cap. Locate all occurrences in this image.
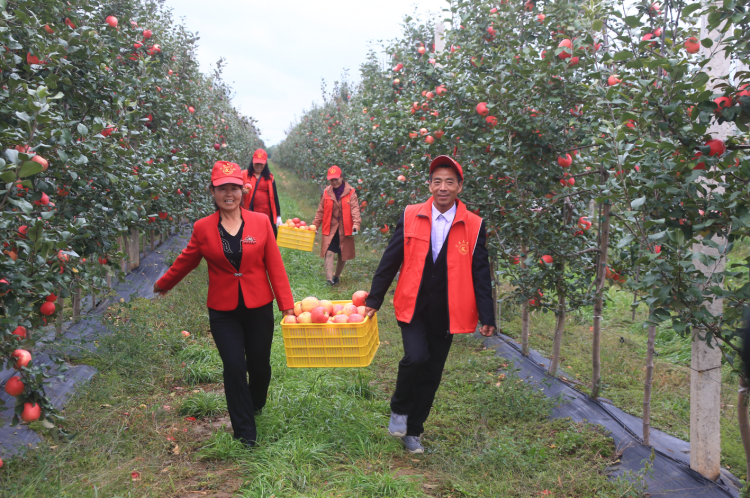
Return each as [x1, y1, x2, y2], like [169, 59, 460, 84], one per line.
[153, 161, 294, 448]
[242, 148, 282, 238]
[312, 165, 361, 285]
[363, 156, 496, 454]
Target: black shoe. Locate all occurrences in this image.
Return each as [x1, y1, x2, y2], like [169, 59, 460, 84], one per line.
[326, 279, 335, 286]
[332, 276, 340, 285]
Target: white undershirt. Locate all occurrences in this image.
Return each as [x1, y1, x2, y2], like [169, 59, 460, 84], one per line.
[431, 202, 456, 262]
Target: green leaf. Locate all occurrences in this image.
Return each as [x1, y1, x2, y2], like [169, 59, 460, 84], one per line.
[682, 3, 701, 16]
[701, 37, 713, 48]
[592, 19, 603, 31]
[617, 234, 636, 248]
[614, 50, 633, 61]
[631, 196, 646, 210]
[693, 72, 709, 87]
[8, 198, 33, 214]
[15, 111, 30, 122]
[0, 171, 15, 183]
[77, 123, 88, 136]
[18, 161, 42, 178]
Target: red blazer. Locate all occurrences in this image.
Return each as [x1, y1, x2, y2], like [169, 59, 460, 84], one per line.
[156, 209, 294, 311]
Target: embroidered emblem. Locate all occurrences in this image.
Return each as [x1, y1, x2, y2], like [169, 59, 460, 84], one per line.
[222, 163, 236, 175]
[328, 166, 336, 175]
[254, 150, 265, 159]
[242, 236, 257, 245]
[456, 240, 470, 255]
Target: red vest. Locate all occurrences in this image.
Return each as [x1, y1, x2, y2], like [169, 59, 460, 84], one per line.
[322, 189, 353, 236]
[394, 198, 483, 334]
[242, 172, 277, 221]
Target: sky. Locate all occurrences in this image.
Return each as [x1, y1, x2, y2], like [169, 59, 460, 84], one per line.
[163, 0, 447, 146]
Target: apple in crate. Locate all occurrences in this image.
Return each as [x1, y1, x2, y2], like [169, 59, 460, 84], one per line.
[357, 306, 366, 315]
[348, 314, 365, 323]
[294, 302, 303, 316]
[342, 304, 358, 316]
[283, 315, 298, 324]
[319, 300, 333, 314]
[301, 296, 320, 312]
[332, 314, 349, 323]
[352, 291, 369, 307]
[297, 312, 312, 323]
[311, 307, 329, 323]
[332, 304, 344, 316]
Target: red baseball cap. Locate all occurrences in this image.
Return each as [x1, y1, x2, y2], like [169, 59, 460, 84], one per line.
[429, 155, 464, 181]
[211, 161, 243, 186]
[252, 148, 268, 164]
[327, 165, 342, 180]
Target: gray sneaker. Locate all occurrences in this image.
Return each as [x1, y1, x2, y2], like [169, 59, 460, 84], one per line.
[400, 436, 424, 454]
[388, 412, 408, 437]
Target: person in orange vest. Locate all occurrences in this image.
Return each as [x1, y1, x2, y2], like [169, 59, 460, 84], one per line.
[242, 149, 282, 238]
[364, 155, 496, 454]
[312, 166, 361, 285]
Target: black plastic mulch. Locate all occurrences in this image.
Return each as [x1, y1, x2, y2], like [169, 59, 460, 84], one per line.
[483, 332, 741, 497]
[0, 228, 192, 459]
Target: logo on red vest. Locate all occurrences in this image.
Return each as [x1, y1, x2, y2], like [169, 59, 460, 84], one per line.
[456, 240, 470, 255]
[242, 236, 257, 244]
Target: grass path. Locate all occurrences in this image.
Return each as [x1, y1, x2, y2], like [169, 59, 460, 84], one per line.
[0, 164, 621, 497]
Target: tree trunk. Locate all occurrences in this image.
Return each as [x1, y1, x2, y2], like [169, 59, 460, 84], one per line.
[118, 235, 128, 273]
[72, 287, 81, 320]
[549, 285, 566, 375]
[643, 323, 656, 445]
[150, 230, 155, 252]
[591, 202, 611, 399]
[55, 291, 64, 338]
[521, 243, 530, 356]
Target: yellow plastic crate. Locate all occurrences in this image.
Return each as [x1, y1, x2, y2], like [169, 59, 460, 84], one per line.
[281, 300, 379, 368]
[277, 225, 315, 252]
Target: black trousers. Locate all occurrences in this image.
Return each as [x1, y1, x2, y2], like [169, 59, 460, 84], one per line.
[208, 300, 275, 445]
[391, 307, 454, 437]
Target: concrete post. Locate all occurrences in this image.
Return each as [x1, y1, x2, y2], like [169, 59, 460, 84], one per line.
[434, 19, 445, 54]
[72, 287, 81, 320]
[117, 236, 128, 273]
[55, 292, 64, 337]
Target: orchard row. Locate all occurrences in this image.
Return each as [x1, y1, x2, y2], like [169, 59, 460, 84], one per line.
[0, 0, 262, 430]
[275, 0, 750, 407]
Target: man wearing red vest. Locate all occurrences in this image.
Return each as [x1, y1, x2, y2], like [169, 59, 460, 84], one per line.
[364, 155, 496, 454]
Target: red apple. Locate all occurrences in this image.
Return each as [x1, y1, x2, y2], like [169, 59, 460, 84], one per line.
[706, 139, 726, 157]
[607, 75, 621, 86]
[332, 314, 349, 324]
[342, 304, 358, 316]
[485, 116, 498, 127]
[332, 304, 345, 316]
[569, 56, 579, 66]
[181, 330, 190, 337]
[352, 291, 369, 307]
[348, 314, 365, 323]
[714, 96, 732, 113]
[311, 306, 329, 323]
[21, 402, 41, 423]
[4, 376, 24, 396]
[31, 155, 49, 171]
[425, 136, 434, 145]
[540, 255, 553, 265]
[40, 302, 56, 316]
[159, 212, 168, 220]
[476, 102, 489, 116]
[45, 293, 56, 302]
[105, 16, 118, 28]
[418, 46, 426, 55]
[293, 302, 303, 316]
[297, 312, 312, 323]
[434, 130, 445, 139]
[283, 315, 298, 324]
[684, 37, 700, 54]
[357, 306, 366, 316]
[558, 39, 572, 59]
[12, 326, 26, 340]
[557, 154, 572, 167]
[143, 29, 153, 39]
[12, 349, 31, 369]
[214, 144, 221, 151]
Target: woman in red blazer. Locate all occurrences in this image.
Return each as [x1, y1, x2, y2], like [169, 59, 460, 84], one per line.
[154, 161, 294, 448]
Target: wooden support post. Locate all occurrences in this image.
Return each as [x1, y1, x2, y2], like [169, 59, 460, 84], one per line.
[520, 243, 530, 356]
[150, 230, 155, 252]
[106, 271, 112, 289]
[72, 287, 81, 320]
